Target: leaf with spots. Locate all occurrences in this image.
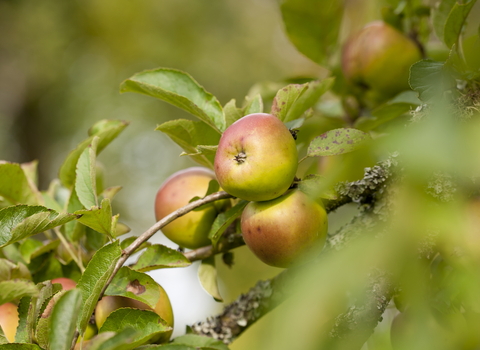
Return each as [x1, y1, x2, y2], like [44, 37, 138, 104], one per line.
[306, 128, 371, 158]
[99, 308, 172, 348]
[121, 68, 226, 133]
[104, 267, 161, 309]
[0, 205, 78, 248]
[198, 257, 222, 302]
[271, 84, 308, 122]
[131, 245, 191, 272]
[77, 241, 122, 335]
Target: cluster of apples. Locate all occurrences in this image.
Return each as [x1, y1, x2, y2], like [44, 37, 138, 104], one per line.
[0, 277, 173, 346]
[155, 113, 328, 268]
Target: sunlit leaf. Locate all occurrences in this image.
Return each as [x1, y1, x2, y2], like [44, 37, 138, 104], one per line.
[75, 198, 114, 239]
[0, 163, 39, 205]
[75, 136, 99, 209]
[198, 257, 222, 302]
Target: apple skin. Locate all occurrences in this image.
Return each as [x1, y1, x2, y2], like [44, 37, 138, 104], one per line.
[342, 21, 422, 103]
[51, 277, 76, 291]
[241, 189, 328, 268]
[95, 284, 174, 341]
[214, 113, 298, 202]
[155, 167, 219, 249]
[0, 303, 19, 342]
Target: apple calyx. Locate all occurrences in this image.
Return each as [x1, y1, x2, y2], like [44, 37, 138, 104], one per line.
[234, 152, 247, 164]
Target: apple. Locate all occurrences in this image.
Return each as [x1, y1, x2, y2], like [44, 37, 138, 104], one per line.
[155, 167, 221, 249]
[0, 303, 19, 342]
[342, 21, 422, 103]
[241, 189, 328, 268]
[95, 284, 174, 340]
[214, 113, 298, 202]
[52, 277, 77, 291]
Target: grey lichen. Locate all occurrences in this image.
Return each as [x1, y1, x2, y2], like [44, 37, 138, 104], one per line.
[425, 171, 457, 202]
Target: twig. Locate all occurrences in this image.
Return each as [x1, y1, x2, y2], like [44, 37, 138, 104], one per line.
[54, 227, 85, 273]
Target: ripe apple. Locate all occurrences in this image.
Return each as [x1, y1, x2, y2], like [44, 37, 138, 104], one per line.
[241, 189, 328, 268]
[342, 21, 422, 103]
[52, 277, 76, 291]
[0, 303, 19, 342]
[214, 113, 298, 202]
[95, 284, 174, 340]
[155, 167, 221, 249]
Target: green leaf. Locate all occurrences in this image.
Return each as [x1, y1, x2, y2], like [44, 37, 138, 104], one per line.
[59, 120, 129, 188]
[15, 296, 32, 343]
[242, 94, 263, 116]
[99, 308, 172, 348]
[64, 187, 84, 241]
[354, 91, 420, 132]
[20, 160, 39, 188]
[0, 258, 31, 282]
[208, 200, 248, 248]
[120, 237, 150, 253]
[102, 186, 123, 201]
[0, 280, 38, 304]
[280, 0, 343, 64]
[32, 281, 63, 333]
[198, 257, 222, 302]
[409, 59, 456, 102]
[19, 239, 60, 264]
[173, 334, 230, 350]
[298, 174, 338, 200]
[0, 163, 39, 205]
[306, 128, 371, 158]
[49, 289, 82, 350]
[224, 99, 243, 127]
[121, 68, 225, 133]
[75, 136, 99, 209]
[444, 0, 477, 48]
[77, 241, 122, 335]
[131, 245, 191, 272]
[271, 84, 308, 122]
[0, 326, 7, 345]
[32, 254, 63, 284]
[0, 345, 43, 350]
[156, 119, 221, 169]
[36, 291, 65, 350]
[0, 205, 77, 248]
[105, 267, 160, 309]
[135, 345, 196, 350]
[180, 145, 218, 159]
[93, 329, 140, 350]
[75, 198, 115, 239]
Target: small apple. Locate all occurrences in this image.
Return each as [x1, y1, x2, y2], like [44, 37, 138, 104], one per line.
[155, 167, 220, 249]
[52, 277, 77, 291]
[342, 21, 422, 103]
[95, 284, 174, 341]
[0, 302, 19, 342]
[241, 189, 328, 268]
[214, 113, 298, 202]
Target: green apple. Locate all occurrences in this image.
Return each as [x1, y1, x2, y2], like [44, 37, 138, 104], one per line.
[214, 113, 298, 202]
[52, 277, 77, 291]
[95, 284, 174, 341]
[241, 189, 328, 268]
[342, 21, 422, 103]
[155, 167, 220, 249]
[0, 302, 19, 342]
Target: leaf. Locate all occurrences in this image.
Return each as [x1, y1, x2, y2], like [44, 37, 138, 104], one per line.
[120, 236, 150, 252]
[49, 289, 82, 350]
[432, 0, 457, 43]
[271, 84, 308, 122]
[121, 68, 225, 132]
[32, 281, 63, 333]
[15, 296, 32, 343]
[75, 136, 99, 209]
[156, 119, 221, 169]
[0, 258, 31, 282]
[444, 0, 477, 48]
[198, 257, 222, 302]
[64, 187, 84, 241]
[99, 308, 172, 348]
[0, 163, 38, 205]
[306, 128, 371, 158]
[0, 327, 7, 345]
[77, 241, 122, 335]
[242, 94, 263, 116]
[19, 239, 60, 264]
[0, 280, 38, 304]
[92, 329, 140, 350]
[180, 145, 218, 158]
[208, 200, 248, 248]
[172, 334, 230, 350]
[224, 99, 242, 127]
[280, 0, 344, 64]
[0, 345, 44, 350]
[409, 59, 456, 102]
[354, 91, 420, 132]
[35, 291, 64, 349]
[131, 245, 191, 272]
[59, 120, 129, 188]
[105, 267, 161, 309]
[0, 205, 77, 248]
[102, 186, 123, 201]
[75, 198, 115, 239]
[298, 174, 338, 200]
[20, 160, 39, 188]
[32, 254, 63, 284]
